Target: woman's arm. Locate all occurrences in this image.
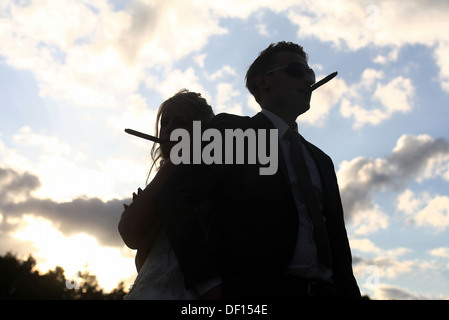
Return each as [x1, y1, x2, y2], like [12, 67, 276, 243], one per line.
[118, 160, 175, 249]
[134, 216, 161, 272]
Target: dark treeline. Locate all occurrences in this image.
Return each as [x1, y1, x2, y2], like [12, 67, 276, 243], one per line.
[0, 252, 372, 300]
[0, 252, 126, 300]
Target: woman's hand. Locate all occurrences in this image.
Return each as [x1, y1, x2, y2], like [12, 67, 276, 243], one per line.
[123, 187, 143, 210]
[118, 159, 176, 249]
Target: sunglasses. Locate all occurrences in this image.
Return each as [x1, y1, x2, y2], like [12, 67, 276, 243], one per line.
[264, 62, 315, 82]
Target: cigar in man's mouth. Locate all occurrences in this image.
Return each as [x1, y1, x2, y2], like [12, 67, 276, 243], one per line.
[308, 71, 338, 92]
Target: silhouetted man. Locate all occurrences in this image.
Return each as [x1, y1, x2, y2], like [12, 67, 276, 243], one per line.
[156, 41, 361, 300]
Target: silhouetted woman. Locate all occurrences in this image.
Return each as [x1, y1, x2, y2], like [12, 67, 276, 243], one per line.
[118, 89, 214, 299]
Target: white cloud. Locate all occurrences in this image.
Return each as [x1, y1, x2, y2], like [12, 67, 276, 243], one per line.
[0, 166, 40, 204]
[146, 67, 211, 102]
[204, 66, 243, 115]
[434, 42, 449, 92]
[340, 100, 386, 128]
[0, 127, 146, 202]
[350, 238, 383, 255]
[348, 206, 389, 236]
[360, 68, 384, 86]
[1, 0, 449, 116]
[0, 167, 126, 248]
[300, 76, 347, 126]
[338, 156, 392, 220]
[396, 189, 422, 215]
[194, 53, 207, 68]
[299, 68, 416, 129]
[288, 1, 371, 50]
[255, 23, 272, 37]
[286, 0, 449, 92]
[0, 0, 227, 107]
[13, 126, 72, 157]
[206, 65, 237, 81]
[372, 258, 415, 279]
[0, 167, 137, 291]
[337, 134, 449, 221]
[421, 149, 449, 183]
[391, 134, 449, 182]
[0, 0, 140, 107]
[374, 47, 399, 64]
[350, 238, 410, 259]
[340, 71, 415, 129]
[351, 241, 419, 295]
[214, 82, 242, 115]
[108, 93, 158, 136]
[397, 189, 449, 233]
[353, 251, 447, 299]
[373, 76, 414, 113]
[11, 214, 135, 292]
[206, 0, 300, 19]
[429, 247, 449, 270]
[2, 0, 447, 123]
[370, 284, 436, 300]
[287, 0, 449, 49]
[246, 94, 260, 112]
[429, 247, 449, 259]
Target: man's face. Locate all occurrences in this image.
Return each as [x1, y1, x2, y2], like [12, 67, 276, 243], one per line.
[266, 51, 315, 117]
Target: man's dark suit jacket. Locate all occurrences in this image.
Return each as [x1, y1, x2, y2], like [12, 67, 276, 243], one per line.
[156, 112, 361, 299]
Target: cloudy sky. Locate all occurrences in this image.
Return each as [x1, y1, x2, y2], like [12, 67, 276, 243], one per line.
[1, 0, 448, 299]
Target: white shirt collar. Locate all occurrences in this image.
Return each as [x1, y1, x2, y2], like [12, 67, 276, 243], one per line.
[260, 109, 297, 139]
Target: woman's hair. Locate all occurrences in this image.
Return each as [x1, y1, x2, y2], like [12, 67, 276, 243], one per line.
[146, 89, 214, 184]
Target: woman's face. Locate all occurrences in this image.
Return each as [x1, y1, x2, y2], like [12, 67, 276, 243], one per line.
[159, 101, 193, 159]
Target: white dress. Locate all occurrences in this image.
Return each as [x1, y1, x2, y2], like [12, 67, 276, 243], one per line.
[124, 231, 200, 300]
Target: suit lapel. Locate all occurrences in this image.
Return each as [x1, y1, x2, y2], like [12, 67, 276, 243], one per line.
[251, 113, 290, 181]
[251, 113, 334, 210]
[300, 136, 335, 218]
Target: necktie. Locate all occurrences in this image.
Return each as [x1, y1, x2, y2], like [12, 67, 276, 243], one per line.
[284, 128, 332, 266]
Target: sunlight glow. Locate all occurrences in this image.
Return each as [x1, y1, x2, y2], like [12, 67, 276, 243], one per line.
[12, 215, 136, 292]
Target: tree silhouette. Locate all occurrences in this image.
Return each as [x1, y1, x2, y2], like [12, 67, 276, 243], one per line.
[0, 252, 126, 300]
[1, 252, 371, 300]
